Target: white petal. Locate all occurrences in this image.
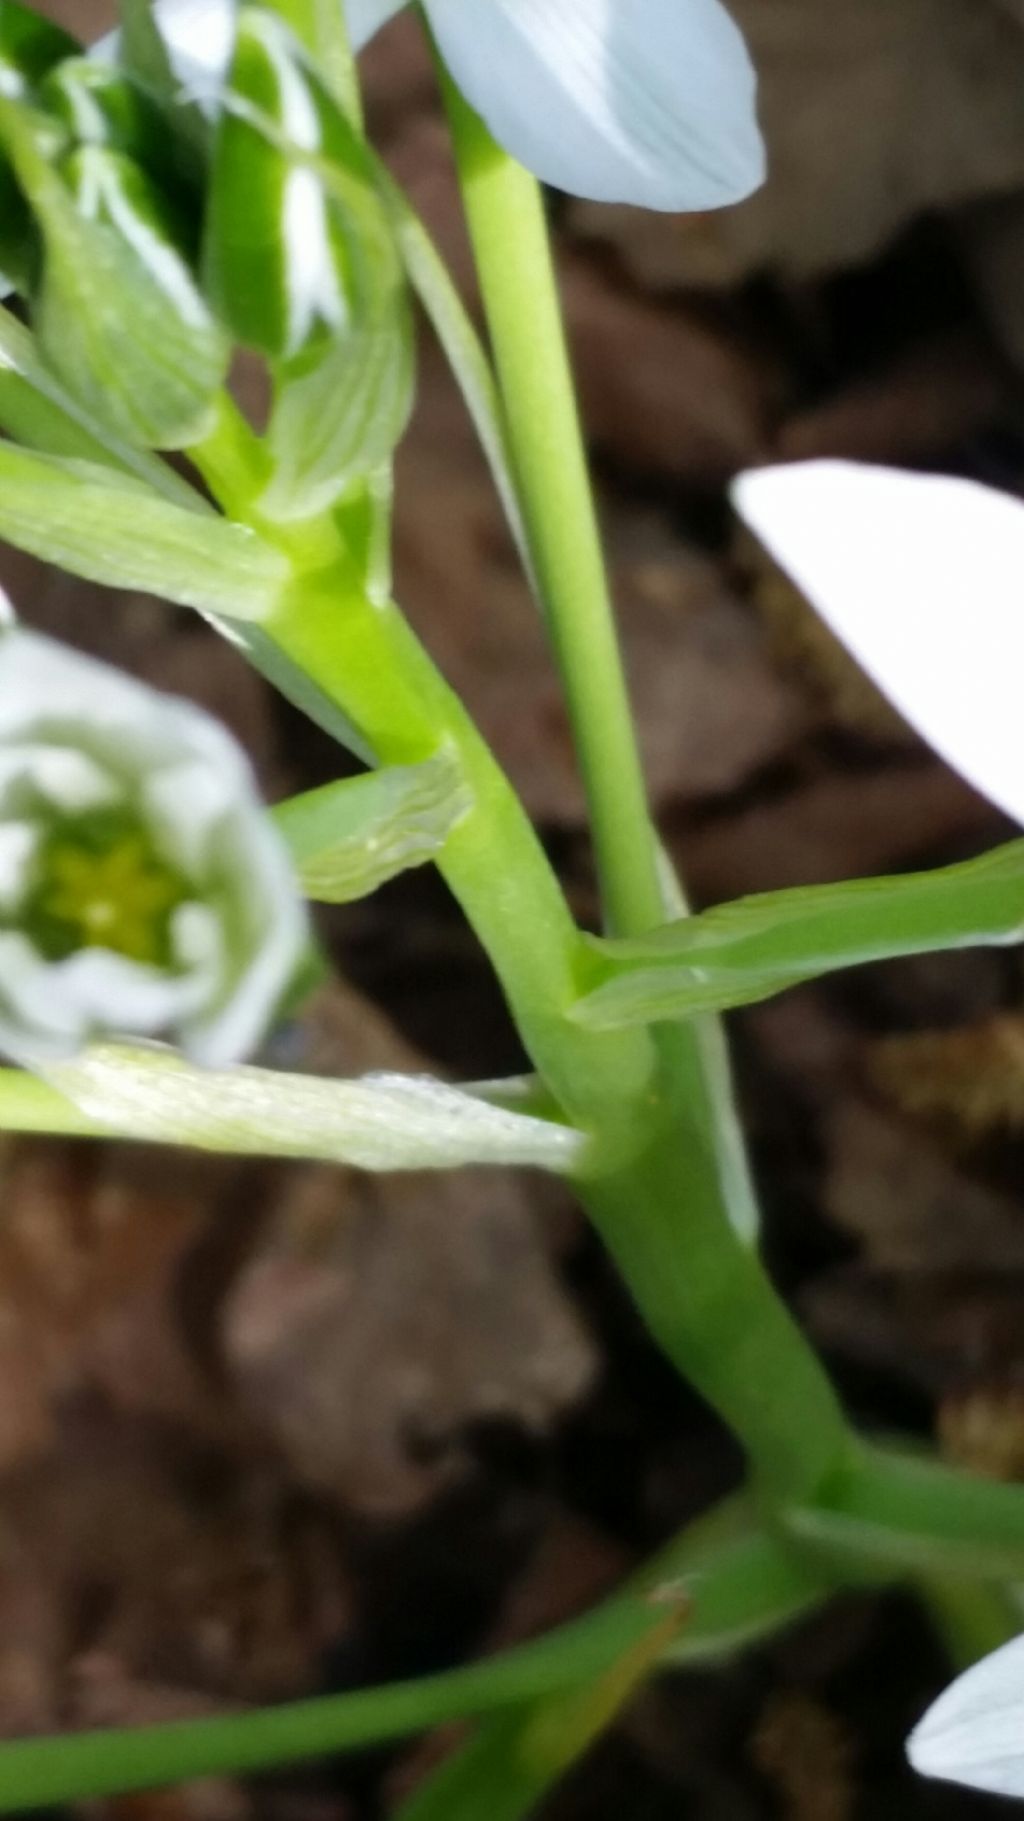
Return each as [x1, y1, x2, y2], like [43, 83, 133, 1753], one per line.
[55, 948, 199, 1028]
[181, 814, 308, 1069]
[0, 933, 85, 1051]
[733, 461, 1024, 828]
[0, 627, 307, 1067]
[143, 755, 245, 872]
[425, 0, 764, 210]
[908, 1633, 1024, 1797]
[97, 0, 405, 78]
[343, 0, 407, 52]
[0, 824, 37, 910]
[0, 745, 118, 814]
[0, 630, 249, 792]
[156, 0, 236, 99]
[93, 0, 235, 108]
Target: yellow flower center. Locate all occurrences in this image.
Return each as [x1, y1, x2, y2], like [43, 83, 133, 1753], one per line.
[27, 816, 188, 965]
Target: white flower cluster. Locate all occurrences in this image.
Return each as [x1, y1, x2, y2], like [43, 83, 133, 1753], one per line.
[116, 0, 765, 213]
[0, 613, 306, 1067]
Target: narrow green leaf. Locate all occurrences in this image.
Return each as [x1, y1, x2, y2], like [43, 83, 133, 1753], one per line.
[0, 1494, 831, 1812]
[0, 442, 290, 617]
[396, 1611, 686, 1821]
[573, 841, 1024, 1030]
[0, 3, 79, 291]
[275, 748, 472, 902]
[376, 160, 532, 578]
[0, 299, 206, 502]
[788, 1444, 1024, 1584]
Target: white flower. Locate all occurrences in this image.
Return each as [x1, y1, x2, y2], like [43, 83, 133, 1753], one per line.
[732, 460, 1024, 828]
[111, 0, 765, 212]
[907, 1631, 1024, 1797]
[0, 614, 307, 1068]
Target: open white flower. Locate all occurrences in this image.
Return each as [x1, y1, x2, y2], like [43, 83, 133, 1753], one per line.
[907, 1631, 1024, 1798]
[732, 460, 1024, 827]
[0, 616, 306, 1068]
[127, 0, 764, 212]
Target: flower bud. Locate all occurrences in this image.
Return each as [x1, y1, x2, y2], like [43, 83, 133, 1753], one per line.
[0, 614, 308, 1068]
[204, 6, 399, 360]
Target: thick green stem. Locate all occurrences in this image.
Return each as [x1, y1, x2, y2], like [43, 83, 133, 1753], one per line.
[268, 575, 850, 1500]
[419, 85, 851, 1493]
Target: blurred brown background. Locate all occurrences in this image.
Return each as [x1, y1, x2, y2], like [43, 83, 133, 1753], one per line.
[5, 3, 1024, 1815]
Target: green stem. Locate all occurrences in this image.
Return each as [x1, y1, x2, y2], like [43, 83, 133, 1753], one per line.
[437, 70, 663, 940]
[0, 1497, 830, 1813]
[269, 578, 654, 1136]
[422, 86, 849, 1492]
[268, 574, 850, 1500]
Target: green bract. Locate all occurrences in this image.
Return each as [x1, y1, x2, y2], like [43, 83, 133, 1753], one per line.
[275, 747, 473, 902]
[203, 5, 412, 515]
[0, 94, 227, 448]
[0, 618, 308, 1067]
[0, 443, 291, 616]
[0, 0, 79, 289]
[40, 55, 181, 182]
[205, 6, 389, 360]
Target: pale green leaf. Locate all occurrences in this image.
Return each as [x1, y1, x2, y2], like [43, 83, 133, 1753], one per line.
[0, 443, 290, 617]
[46, 1042, 590, 1173]
[0, 103, 227, 448]
[0, 300, 205, 503]
[275, 747, 472, 902]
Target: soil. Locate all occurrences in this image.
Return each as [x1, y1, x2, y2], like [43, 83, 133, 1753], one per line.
[5, 3, 1024, 1815]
